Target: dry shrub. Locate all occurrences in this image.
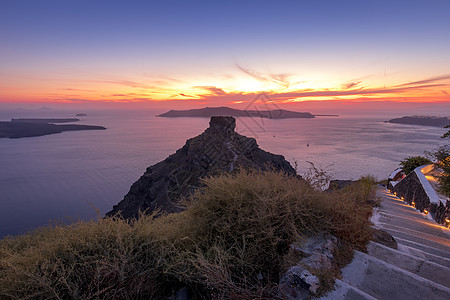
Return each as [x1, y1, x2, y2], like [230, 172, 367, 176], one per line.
[0, 169, 375, 299]
[0, 215, 177, 300]
[152, 169, 375, 298]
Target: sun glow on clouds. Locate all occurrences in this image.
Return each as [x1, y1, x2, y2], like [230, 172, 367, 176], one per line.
[1, 67, 450, 109]
[227, 77, 269, 93]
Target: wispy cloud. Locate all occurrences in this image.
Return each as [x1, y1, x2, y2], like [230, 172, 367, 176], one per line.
[73, 76, 156, 89]
[111, 93, 133, 97]
[178, 73, 450, 105]
[42, 72, 450, 106]
[57, 97, 153, 104]
[58, 88, 96, 92]
[178, 93, 194, 97]
[396, 74, 450, 87]
[98, 79, 155, 89]
[236, 64, 293, 88]
[195, 86, 227, 95]
[342, 81, 362, 90]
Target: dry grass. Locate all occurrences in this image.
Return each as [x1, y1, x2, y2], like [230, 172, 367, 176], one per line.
[0, 169, 375, 299]
[0, 215, 177, 300]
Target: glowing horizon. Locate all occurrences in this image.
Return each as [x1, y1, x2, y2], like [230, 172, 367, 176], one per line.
[2, 70, 449, 106]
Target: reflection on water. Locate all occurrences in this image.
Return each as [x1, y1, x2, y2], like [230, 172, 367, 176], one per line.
[0, 110, 447, 237]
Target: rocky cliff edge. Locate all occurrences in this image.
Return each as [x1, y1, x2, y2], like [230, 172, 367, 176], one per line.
[107, 116, 296, 218]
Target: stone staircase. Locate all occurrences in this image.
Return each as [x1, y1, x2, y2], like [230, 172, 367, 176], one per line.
[319, 187, 450, 300]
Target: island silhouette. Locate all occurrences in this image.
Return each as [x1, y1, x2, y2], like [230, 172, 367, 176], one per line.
[157, 106, 316, 119]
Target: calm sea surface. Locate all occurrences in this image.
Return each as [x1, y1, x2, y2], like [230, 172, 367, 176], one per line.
[0, 110, 448, 237]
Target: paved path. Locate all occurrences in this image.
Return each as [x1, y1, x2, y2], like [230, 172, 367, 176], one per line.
[319, 186, 450, 300]
[375, 188, 450, 249]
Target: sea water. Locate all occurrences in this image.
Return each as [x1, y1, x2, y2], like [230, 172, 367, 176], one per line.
[0, 110, 447, 237]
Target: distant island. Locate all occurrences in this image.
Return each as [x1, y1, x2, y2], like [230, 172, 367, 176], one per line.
[386, 116, 450, 127]
[157, 106, 315, 119]
[11, 118, 80, 124]
[76, 113, 87, 117]
[0, 118, 106, 138]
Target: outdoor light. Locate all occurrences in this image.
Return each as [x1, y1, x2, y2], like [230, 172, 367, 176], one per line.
[412, 201, 415, 206]
[424, 210, 428, 215]
[446, 218, 450, 223]
[401, 197, 404, 200]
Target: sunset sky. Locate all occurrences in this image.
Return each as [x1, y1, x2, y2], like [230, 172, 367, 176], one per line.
[1, 0, 450, 113]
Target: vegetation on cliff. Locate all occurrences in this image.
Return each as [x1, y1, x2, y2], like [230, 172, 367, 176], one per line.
[436, 126, 450, 196]
[0, 169, 376, 299]
[428, 145, 450, 197]
[397, 128, 450, 197]
[399, 156, 432, 174]
[423, 124, 450, 197]
[396, 124, 450, 198]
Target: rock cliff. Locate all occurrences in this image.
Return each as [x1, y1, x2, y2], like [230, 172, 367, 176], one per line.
[107, 116, 297, 218]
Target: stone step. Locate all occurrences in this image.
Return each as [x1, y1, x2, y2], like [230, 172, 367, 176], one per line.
[367, 241, 450, 288]
[380, 223, 450, 250]
[396, 242, 450, 269]
[317, 279, 377, 300]
[375, 218, 450, 249]
[378, 199, 427, 219]
[378, 212, 450, 240]
[386, 231, 450, 259]
[340, 251, 450, 300]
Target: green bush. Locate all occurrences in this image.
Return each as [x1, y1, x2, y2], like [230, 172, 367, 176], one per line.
[399, 156, 432, 174]
[428, 145, 450, 197]
[0, 169, 376, 299]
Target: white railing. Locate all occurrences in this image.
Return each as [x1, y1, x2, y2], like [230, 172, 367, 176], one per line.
[414, 165, 441, 205]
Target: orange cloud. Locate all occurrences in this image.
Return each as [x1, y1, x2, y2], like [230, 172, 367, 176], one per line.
[173, 76, 450, 106]
[1, 70, 450, 110]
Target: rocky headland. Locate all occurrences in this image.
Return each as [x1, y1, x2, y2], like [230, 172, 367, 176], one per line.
[107, 116, 297, 218]
[157, 106, 315, 119]
[386, 115, 450, 127]
[0, 118, 106, 138]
